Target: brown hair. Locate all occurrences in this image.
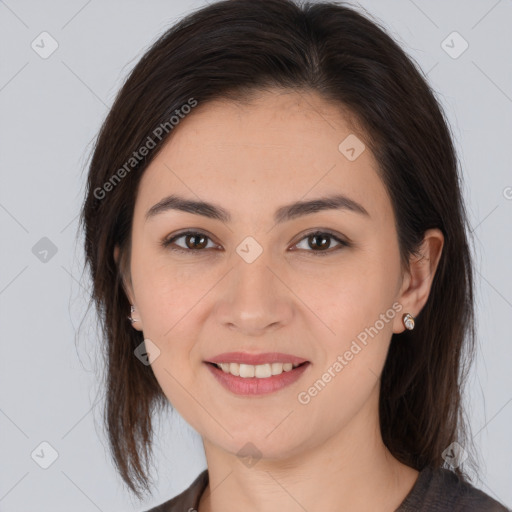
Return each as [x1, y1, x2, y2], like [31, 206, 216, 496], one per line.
[79, 0, 477, 499]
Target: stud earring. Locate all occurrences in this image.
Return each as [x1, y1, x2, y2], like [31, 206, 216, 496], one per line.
[128, 305, 139, 323]
[402, 313, 415, 330]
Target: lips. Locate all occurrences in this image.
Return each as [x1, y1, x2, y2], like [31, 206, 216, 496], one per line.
[206, 351, 308, 366]
[205, 359, 311, 395]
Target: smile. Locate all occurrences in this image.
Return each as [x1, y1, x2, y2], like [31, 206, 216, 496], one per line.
[205, 361, 310, 396]
[213, 361, 302, 378]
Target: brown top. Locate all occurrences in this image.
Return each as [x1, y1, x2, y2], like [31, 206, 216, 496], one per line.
[143, 466, 510, 512]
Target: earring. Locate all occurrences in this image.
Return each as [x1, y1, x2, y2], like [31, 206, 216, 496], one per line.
[128, 305, 139, 323]
[402, 313, 415, 330]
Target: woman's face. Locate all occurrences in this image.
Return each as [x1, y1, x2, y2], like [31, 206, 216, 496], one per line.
[119, 89, 441, 462]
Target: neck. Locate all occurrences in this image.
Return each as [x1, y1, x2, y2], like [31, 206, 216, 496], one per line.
[197, 390, 419, 512]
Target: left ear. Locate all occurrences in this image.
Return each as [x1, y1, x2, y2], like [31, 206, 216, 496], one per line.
[393, 228, 444, 333]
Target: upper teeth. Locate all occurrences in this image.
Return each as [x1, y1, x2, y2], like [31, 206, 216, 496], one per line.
[216, 362, 301, 378]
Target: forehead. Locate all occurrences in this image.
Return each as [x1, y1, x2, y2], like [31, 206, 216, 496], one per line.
[135, 90, 393, 226]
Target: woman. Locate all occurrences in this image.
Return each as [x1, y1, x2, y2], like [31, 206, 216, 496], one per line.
[79, 0, 510, 510]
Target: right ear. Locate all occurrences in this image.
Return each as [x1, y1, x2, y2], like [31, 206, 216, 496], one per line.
[114, 244, 135, 305]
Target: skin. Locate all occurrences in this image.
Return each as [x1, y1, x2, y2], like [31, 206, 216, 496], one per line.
[114, 89, 444, 512]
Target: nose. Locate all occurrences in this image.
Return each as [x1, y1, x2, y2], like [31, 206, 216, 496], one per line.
[213, 254, 294, 336]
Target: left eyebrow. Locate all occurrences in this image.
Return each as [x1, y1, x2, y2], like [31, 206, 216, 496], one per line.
[144, 193, 370, 224]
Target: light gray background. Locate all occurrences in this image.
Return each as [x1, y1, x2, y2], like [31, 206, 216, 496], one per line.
[1, 0, 511, 510]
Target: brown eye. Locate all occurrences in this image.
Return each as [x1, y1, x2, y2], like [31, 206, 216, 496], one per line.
[293, 230, 349, 256]
[161, 229, 349, 256]
[162, 231, 216, 252]
[183, 233, 208, 250]
[308, 233, 331, 251]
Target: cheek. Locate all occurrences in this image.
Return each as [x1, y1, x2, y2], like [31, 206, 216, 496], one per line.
[290, 254, 398, 389]
[130, 255, 206, 385]
[289, 255, 395, 334]
[131, 244, 201, 327]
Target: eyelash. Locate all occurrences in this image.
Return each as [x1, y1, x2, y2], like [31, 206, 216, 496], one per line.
[160, 229, 350, 257]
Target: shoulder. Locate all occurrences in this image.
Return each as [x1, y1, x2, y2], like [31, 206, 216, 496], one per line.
[142, 469, 209, 512]
[398, 466, 510, 512]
